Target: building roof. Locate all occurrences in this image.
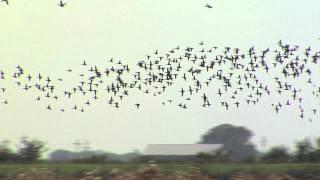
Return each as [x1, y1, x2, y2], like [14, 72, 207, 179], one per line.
[143, 144, 223, 156]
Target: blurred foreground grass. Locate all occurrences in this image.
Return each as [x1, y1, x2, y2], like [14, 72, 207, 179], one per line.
[0, 163, 320, 177]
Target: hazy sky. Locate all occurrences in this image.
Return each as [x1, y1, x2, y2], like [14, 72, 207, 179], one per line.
[0, 0, 320, 155]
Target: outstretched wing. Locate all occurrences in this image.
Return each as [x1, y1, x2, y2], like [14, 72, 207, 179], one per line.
[205, 3, 212, 8]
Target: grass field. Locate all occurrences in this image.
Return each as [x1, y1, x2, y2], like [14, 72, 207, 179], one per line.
[1, 163, 320, 178]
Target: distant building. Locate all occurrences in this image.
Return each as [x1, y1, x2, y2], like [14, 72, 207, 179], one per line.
[144, 144, 223, 156]
[142, 144, 223, 162]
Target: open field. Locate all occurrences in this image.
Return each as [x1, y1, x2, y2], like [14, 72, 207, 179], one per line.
[1, 163, 320, 179]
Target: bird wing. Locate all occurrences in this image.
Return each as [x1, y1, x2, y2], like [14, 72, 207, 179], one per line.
[206, 4, 212, 8]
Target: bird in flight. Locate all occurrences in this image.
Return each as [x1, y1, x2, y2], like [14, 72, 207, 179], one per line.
[58, 0, 66, 7]
[205, 3, 213, 8]
[2, 0, 8, 5]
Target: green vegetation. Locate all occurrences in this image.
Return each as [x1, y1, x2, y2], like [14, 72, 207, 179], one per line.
[200, 163, 320, 177]
[0, 163, 143, 178]
[0, 163, 320, 177]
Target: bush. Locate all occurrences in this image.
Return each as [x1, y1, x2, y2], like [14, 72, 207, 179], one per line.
[261, 146, 291, 163]
[17, 137, 47, 162]
[0, 141, 17, 162]
[72, 155, 108, 163]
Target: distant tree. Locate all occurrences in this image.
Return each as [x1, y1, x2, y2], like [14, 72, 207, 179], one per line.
[49, 149, 74, 162]
[316, 137, 320, 150]
[72, 154, 108, 163]
[0, 141, 15, 162]
[211, 147, 230, 162]
[50, 149, 130, 163]
[294, 138, 313, 162]
[196, 147, 230, 163]
[199, 124, 258, 161]
[17, 137, 46, 162]
[308, 137, 320, 162]
[261, 146, 291, 163]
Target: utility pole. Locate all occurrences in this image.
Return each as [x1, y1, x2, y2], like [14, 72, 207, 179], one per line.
[73, 139, 82, 152]
[82, 140, 91, 151]
[260, 136, 268, 152]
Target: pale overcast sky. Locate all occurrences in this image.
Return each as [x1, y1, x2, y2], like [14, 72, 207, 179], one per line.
[0, 0, 320, 154]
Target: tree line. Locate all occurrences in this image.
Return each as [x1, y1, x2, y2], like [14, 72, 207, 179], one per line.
[1, 124, 320, 163]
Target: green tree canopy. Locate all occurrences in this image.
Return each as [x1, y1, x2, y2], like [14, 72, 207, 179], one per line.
[199, 124, 258, 161]
[294, 138, 313, 162]
[261, 146, 291, 163]
[17, 137, 47, 162]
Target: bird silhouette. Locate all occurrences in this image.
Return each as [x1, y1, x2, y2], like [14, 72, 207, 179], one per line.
[205, 3, 212, 8]
[2, 0, 8, 5]
[58, 0, 66, 7]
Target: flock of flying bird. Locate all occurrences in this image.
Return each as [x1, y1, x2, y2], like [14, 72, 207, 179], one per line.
[0, 41, 320, 122]
[1, 0, 67, 7]
[1, 1, 319, 122]
[1, 0, 213, 8]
